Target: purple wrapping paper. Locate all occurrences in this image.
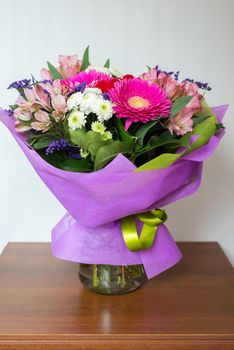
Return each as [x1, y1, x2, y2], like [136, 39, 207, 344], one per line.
[0, 105, 228, 278]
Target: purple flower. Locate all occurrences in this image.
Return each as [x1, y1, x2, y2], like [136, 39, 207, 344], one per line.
[46, 139, 82, 159]
[46, 139, 69, 155]
[5, 108, 14, 117]
[8, 79, 32, 90]
[102, 92, 110, 100]
[183, 78, 211, 91]
[74, 82, 86, 93]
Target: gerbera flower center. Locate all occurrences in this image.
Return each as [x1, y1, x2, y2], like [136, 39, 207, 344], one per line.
[128, 96, 150, 109]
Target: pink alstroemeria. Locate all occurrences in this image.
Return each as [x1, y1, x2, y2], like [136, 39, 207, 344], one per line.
[51, 94, 67, 121]
[140, 68, 182, 100]
[40, 68, 52, 80]
[167, 95, 202, 136]
[167, 109, 194, 136]
[14, 107, 32, 121]
[58, 55, 82, 78]
[40, 80, 68, 97]
[15, 122, 32, 133]
[31, 111, 51, 132]
[33, 85, 52, 111]
[40, 55, 82, 80]
[17, 86, 52, 114]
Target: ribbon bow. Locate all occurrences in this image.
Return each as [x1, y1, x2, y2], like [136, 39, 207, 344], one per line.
[121, 209, 167, 252]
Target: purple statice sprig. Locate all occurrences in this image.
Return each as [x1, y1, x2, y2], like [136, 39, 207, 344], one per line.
[102, 92, 111, 100]
[155, 65, 180, 81]
[183, 78, 212, 91]
[45, 138, 82, 159]
[46, 139, 70, 155]
[154, 65, 211, 91]
[8, 79, 32, 90]
[5, 108, 14, 117]
[74, 82, 86, 93]
[67, 82, 87, 98]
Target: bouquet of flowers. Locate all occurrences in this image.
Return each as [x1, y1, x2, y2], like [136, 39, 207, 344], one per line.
[0, 47, 227, 294]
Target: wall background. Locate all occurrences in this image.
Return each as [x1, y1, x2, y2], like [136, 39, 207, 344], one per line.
[0, 0, 233, 264]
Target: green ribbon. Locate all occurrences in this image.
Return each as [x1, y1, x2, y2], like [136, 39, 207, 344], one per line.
[121, 209, 167, 252]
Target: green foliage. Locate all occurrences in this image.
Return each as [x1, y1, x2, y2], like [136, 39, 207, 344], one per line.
[115, 118, 135, 142]
[69, 127, 134, 169]
[28, 133, 60, 150]
[168, 96, 193, 119]
[47, 61, 63, 80]
[69, 128, 110, 162]
[189, 115, 216, 152]
[69, 128, 87, 149]
[136, 152, 183, 172]
[38, 150, 93, 172]
[94, 140, 134, 171]
[104, 59, 110, 68]
[9, 104, 18, 110]
[134, 120, 158, 146]
[80, 46, 90, 71]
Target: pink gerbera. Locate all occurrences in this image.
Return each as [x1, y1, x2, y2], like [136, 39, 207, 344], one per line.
[61, 70, 111, 90]
[109, 78, 171, 129]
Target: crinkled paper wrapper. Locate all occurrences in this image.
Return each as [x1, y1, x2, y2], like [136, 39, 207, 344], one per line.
[0, 106, 227, 278]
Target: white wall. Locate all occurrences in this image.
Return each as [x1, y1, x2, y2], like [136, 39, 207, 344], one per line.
[0, 0, 233, 263]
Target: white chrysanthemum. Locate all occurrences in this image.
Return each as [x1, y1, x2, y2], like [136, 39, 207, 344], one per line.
[67, 92, 83, 111]
[83, 87, 102, 96]
[108, 67, 122, 77]
[68, 110, 86, 129]
[91, 121, 106, 135]
[93, 99, 113, 122]
[85, 66, 111, 75]
[102, 131, 113, 140]
[79, 93, 100, 115]
[80, 148, 89, 158]
[85, 66, 122, 78]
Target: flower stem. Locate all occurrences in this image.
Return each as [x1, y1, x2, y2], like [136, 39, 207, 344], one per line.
[93, 264, 98, 288]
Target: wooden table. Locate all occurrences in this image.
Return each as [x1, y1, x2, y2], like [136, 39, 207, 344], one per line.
[0, 242, 233, 350]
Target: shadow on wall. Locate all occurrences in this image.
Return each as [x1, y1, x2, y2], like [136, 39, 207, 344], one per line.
[166, 150, 234, 263]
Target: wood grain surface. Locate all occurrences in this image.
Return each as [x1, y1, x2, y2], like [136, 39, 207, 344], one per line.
[0, 242, 233, 349]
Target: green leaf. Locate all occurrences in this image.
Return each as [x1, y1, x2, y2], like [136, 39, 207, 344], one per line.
[195, 100, 216, 120]
[9, 104, 18, 110]
[58, 158, 93, 172]
[135, 153, 183, 172]
[69, 128, 87, 148]
[133, 136, 183, 160]
[193, 115, 210, 125]
[216, 123, 225, 131]
[80, 46, 90, 71]
[69, 128, 112, 161]
[115, 118, 135, 142]
[169, 96, 193, 119]
[104, 59, 110, 68]
[47, 61, 63, 80]
[94, 141, 134, 170]
[189, 115, 216, 152]
[134, 120, 159, 146]
[29, 134, 57, 150]
[38, 150, 92, 172]
[178, 132, 191, 147]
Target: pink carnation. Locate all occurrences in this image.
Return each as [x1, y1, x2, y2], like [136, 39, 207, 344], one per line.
[61, 70, 111, 90]
[109, 78, 171, 129]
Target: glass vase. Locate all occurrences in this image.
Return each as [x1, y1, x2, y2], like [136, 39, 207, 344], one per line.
[79, 264, 146, 295]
